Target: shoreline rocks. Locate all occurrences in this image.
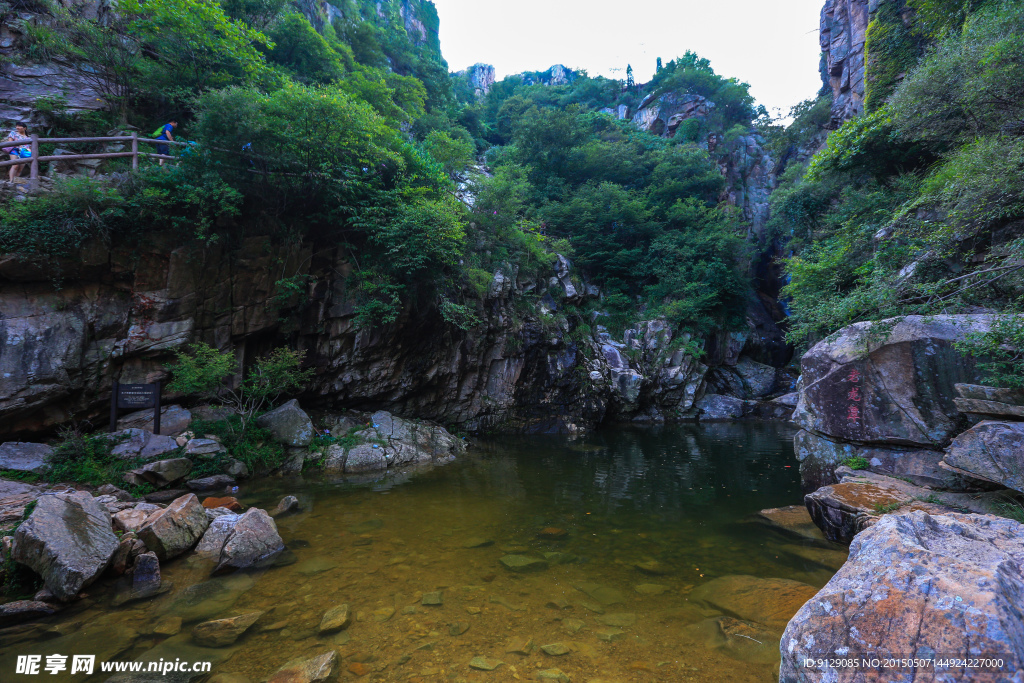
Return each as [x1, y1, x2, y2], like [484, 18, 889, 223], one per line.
[780, 512, 1024, 681]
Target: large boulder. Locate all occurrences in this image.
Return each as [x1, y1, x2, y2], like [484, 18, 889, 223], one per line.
[793, 428, 960, 493]
[137, 494, 209, 560]
[256, 399, 314, 447]
[111, 551, 163, 606]
[110, 428, 178, 460]
[117, 404, 193, 436]
[0, 442, 51, 474]
[214, 508, 284, 573]
[123, 458, 193, 488]
[694, 394, 745, 420]
[12, 491, 119, 601]
[780, 512, 1024, 681]
[942, 421, 1024, 492]
[793, 315, 996, 447]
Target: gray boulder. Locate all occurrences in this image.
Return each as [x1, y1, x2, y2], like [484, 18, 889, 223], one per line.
[793, 315, 996, 447]
[0, 600, 58, 626]
[215, 508, 284, 573]
[942, 421, 1024, 491]
[0, 442, 51, 474]
[112, 551, 163, 606]
[12, 491, 119, 601]
[694, 394, 745, 420]
[137, 494, 209, 560]
[111, 429, 180, 461]
[221, 457, 249, 479]
[186, 475, 236, 492]
[273, 495, 300, 516]
[780, 512, 1024, 681]
[793, 428, 960, 493]
[194, 512, 241, 560]
[343, 443, 387, 473]
[734, 356, 777, 398]
[117, 404, 193, 436]
[184, 438, 226, 457]
[124, 458, 193, 488]
[256, 399, 314, 447]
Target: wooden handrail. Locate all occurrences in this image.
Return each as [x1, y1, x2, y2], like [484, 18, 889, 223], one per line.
[3, 132, 190, 188]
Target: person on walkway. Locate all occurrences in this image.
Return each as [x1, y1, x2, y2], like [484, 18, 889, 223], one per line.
[153, 119, 177, 165]
[4, 122, 31, 183]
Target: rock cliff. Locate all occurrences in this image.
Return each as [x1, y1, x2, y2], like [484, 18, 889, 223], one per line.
[0, 234, 792, 440]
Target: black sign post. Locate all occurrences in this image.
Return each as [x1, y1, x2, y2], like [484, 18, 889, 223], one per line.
[110, 381, 162, 434]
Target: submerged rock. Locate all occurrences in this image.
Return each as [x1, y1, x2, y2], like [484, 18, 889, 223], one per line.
[318, 603, 351, 633]
[468, 656, 503, 671]
[780, 512, 1024, 681]
[191, 611, 262, 647]
[13, 490, 119, 601]
[267, 651, 337, 683]
[499, 554, 548, 573]
[689, 575, 817, 630]
[751, 505, 826, 543]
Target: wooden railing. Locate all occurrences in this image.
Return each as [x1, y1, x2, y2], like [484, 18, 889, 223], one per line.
[0, 133, 189, 190]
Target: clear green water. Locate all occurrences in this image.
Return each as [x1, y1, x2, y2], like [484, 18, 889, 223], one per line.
[1, 422, 845, 682]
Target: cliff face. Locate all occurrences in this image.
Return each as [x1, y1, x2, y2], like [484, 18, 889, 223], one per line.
[0, 234, 749, 440]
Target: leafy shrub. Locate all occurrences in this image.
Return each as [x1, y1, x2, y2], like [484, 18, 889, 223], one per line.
[46, 429, 155, 494]
[166, 342, 235, 398]
[844, 455, 870, 470]
[955, 316, 1024, 388]
[190, 417, 286, 474]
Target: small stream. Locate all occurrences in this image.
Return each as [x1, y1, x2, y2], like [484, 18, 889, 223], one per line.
[1, 422, 846, 682]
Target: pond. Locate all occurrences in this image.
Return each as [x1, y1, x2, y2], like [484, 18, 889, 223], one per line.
[1, 422, 847, 683]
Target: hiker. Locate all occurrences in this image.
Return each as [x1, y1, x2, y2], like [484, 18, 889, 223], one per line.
[153, 119, 177, 165]
[4, 122, 31, 183]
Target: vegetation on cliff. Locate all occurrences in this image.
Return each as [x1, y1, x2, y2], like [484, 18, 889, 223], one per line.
[771, 0, 1024, 350]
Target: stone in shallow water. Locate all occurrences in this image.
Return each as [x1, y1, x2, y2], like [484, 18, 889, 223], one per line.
[499, 554, 549, 572]
[152, 616, 182, 636]
[0, 601, 57, 627]
[489, 595, 525, 611]
[545, 597, 570, 610]
[563, 618, 585, 634]
[165, 574, 255, 622]
[574, 582, 625, 606]
[267, 650, 337, 683]
[543, 551, 577, 564]
[634, 583, 669, 595]
[421, 591, 443, 606]
[541, 642, 570, 656]
[319, 603, 351, 633]
[536, 669, 571, 682]
[448, 621, 470, 635]
[468, 656, 503, 671]
[462, 537, 494, 548]
[372, 606, 395, 622]
[577, 600, 605, 614]
[596, 627, 625, 642]
[191, 611, 262, 647]
[505, 636, 534, 655]
[689, 575, 818, 630]
[601, 613, 636, 627]
[631, 559, 668, 575]
[295, 557, 339, 576]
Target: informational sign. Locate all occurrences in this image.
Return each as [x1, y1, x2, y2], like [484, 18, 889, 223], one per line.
[110, 381, 162, 434]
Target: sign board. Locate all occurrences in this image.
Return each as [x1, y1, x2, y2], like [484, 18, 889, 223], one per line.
[110, 381, 162, 434]
[116, 384, 158, 409]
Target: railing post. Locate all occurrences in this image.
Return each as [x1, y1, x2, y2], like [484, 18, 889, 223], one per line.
[131, 131, 138, 170]
[29, 134, 38, 190]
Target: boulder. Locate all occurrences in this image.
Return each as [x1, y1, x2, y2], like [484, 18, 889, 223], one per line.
[942, 421, 1024, 491]
[319, 603, 351, 633]
[343, 444, 387, 473]
[194, 513, 241, 560]
[793, 315, 996, 447]
[0, 600, 58, 626]
[111, 551, 163, 606]
[12, 491, 119, 600]
[694, 394, 745, 420]
[780, 512, 1024, 680]
[117, 404, 192, 436]
[96, 484, 136, 501]
[256, 400, 314, 447]
[109, 531, 147, 575]
[322, 444, 346, 471]
[689, 575, 818, 629]
[137, 494, 209, 560]
[113, 508, 156, 534]
[273, 495, 300, 516]
[185, 439, 226, 457]
[222, 458, 249, 479]
[215, 508, 284, 573]
[733, 356, 777, 398]
[793, 428, 961, 493]
[804, 467, 1000, 544]
[0, 442, 51, 474]
[186, 475, 236, 492]
[191, 611, 262, 647]
[267, 651, 337, 683]
[203, 496, 243, 512]
[124, 458, 193, 488]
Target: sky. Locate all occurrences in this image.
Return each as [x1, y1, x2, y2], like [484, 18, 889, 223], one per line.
[431, 0, 826, 118]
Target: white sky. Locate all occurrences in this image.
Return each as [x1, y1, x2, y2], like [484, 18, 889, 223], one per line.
[432, 0, 825, 118]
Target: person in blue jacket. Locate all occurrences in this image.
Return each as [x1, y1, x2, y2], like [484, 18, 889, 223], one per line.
[153, 119, 177, 165]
